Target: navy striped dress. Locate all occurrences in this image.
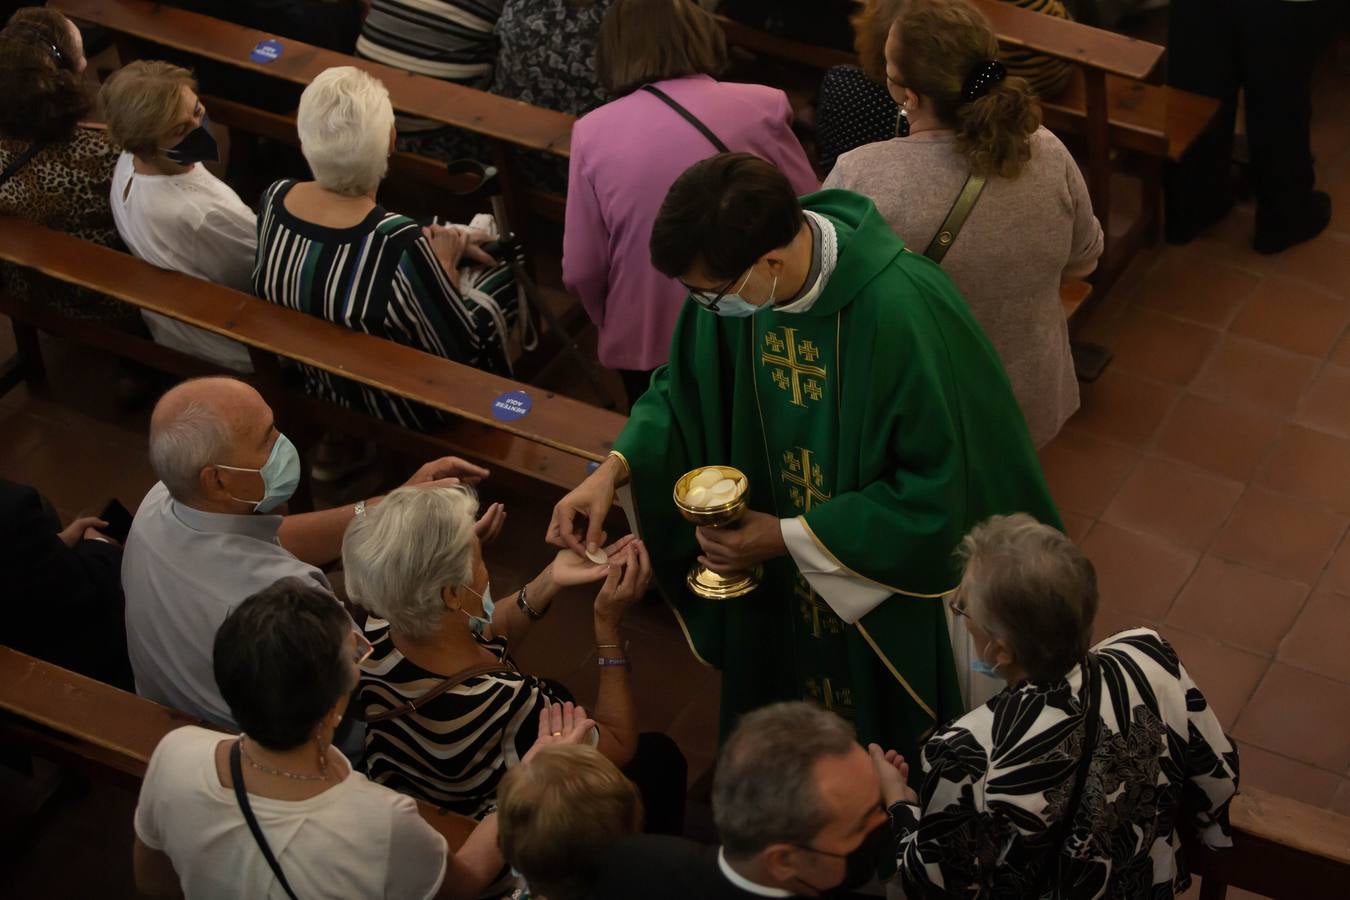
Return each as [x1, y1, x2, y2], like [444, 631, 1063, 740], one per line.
[252, 179, 510, 431]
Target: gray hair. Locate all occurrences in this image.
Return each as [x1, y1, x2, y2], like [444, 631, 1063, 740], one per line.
[341, 485, 480, 639]
[712, 702, 857, 857]
[297, 66, 393, 197]
[148, 398, 233, 502]
[956, 513, 1098, 681]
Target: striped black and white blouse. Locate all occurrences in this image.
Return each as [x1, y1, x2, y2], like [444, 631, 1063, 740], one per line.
[252, 179, 510, 431]
[357, 618, 566, 818]
[355, 0, 502, 135]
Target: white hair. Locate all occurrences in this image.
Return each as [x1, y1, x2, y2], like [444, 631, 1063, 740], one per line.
[341, 485, 480, 639]
[297, 66, 394, 197]
[148, 398, 234, 502]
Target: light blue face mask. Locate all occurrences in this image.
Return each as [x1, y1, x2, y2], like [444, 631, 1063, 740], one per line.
[971, 640, 1002, 679]
[693, 268, 777, 318]
[217, 433, 302, 514]
[460, 583, 495, 637]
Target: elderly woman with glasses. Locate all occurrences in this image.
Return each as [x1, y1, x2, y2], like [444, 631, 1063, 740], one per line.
[342, 484, 686, 833]
[869, 514, 1239, 899]
[131, 576, 593, 899]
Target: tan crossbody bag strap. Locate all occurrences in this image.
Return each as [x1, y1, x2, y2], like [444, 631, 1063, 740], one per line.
[363, 662, 516, 723]
[923, 173, 988, 264]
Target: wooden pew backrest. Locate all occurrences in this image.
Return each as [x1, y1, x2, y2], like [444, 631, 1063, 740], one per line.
[53, 0, 574, 157]
[0, 218, 624, 482]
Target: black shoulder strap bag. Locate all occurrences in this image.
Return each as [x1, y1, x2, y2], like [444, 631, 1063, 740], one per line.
[0, 141, 49, 188]
[641, 85, 731, 154]
[229, 740, 302, 900]
[923, 172, 988, 264]
[1035, 652, 1102, 897]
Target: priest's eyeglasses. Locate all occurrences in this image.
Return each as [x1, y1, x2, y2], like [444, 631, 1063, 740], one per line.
[683, 268, 752, 312]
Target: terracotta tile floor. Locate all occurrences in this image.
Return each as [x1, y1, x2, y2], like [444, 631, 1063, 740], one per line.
[1043, 64, 1350, 818]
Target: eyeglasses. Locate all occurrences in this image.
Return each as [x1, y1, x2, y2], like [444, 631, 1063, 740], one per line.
[946, 592, 969, 620]
[351, 630, 374, 667]
[682, 267, 752, 313]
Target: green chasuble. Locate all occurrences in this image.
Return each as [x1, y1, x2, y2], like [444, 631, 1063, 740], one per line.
[615, 190, 1062, 759]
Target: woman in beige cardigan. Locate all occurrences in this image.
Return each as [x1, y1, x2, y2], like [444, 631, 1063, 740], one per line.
[824, 0, 1101, 447]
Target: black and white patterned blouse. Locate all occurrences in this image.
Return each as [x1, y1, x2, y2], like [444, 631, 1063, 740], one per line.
[888, 628, 1239, 899]
[490, 0, 614, 116]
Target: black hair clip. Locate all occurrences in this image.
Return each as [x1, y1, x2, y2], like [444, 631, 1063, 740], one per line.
[961, 60, 1006, 103]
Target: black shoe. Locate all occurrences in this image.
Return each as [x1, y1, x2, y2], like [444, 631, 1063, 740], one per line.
[1254, 191, 1332, 254]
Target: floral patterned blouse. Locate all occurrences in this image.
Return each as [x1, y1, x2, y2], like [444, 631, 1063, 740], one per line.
[888, 628, 1239, 899]
[490, 0, 614, 116]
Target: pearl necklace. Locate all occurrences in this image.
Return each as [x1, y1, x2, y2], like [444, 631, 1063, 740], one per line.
[238, 737, 330, 782]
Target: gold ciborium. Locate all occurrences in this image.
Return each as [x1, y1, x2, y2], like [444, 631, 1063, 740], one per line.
[674, 465, 762, 600]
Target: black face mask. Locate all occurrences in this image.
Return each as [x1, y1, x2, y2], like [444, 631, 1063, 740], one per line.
[792, 821, 890, 896]
[163, 113, 219, 165]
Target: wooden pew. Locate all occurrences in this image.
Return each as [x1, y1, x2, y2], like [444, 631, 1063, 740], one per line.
[0, 647, 477, 851]
[716, 4, 1220, 295]
[0, 217, 625, 493]
[1060, 280, 1091, 324]
[5, 647, 1350, 898]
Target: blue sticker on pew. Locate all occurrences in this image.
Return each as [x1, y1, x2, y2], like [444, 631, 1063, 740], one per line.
[491, 390, 532, 422]
[250, 39, 284, 64]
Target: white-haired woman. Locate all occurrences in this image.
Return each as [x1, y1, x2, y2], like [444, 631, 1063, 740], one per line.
[253, 66, 512, 433]
[342, 485, 686, 833]
[873, 514, 1239, 899]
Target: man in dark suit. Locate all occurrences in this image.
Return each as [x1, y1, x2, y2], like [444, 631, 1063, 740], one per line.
[0, 479, 132, 688]
[591, 702, 892, 899]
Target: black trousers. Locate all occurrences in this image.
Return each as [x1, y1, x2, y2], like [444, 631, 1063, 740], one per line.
[1165, 0, 1337, 235]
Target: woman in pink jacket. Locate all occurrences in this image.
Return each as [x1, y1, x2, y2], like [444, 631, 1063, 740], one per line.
[563, 0, 819, 407]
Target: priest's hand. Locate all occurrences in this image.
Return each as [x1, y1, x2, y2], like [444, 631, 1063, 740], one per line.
[696, 510, 787, 575]
[547, 455, 623, 557]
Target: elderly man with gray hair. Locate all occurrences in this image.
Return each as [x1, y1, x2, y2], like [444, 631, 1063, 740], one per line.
[591, 701, 893, 898]
[121, 376, 501, 727]
[877, 513, 1240, 899]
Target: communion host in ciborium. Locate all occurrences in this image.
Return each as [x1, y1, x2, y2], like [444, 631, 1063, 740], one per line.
[547, 154, 1061, 761]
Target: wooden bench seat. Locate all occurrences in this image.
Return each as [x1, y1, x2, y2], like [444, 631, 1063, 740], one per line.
[0, 647, 478, 850]
[0, 217, 624, 493]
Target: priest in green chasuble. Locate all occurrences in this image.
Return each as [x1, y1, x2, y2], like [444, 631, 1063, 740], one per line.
[548, 154, 1062, 760]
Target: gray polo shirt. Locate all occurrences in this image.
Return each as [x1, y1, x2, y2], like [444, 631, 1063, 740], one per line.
[122, 482, 332, 727]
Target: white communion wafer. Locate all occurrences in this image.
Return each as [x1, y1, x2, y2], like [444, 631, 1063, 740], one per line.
[586, 547, 609, 565]
[708, 486, 736, 505]
[712, 478, 737, 494]
[690, 468, 723, 490]
[687, 485, 711, 506]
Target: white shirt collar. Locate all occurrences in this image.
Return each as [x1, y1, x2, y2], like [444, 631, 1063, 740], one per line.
[773, 210, 839, 315]
[716, 848, 794, 897]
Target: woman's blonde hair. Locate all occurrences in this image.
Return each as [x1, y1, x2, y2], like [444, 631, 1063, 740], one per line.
[297, 66, 394, 197]
[498, 745, 643, 900]
[100, 60, 197, 156]
[892, 0, 1040, 178]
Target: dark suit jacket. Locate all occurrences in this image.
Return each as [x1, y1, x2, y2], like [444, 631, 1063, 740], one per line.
[0, 479, 133, 688]
[591, 835, 806, 900]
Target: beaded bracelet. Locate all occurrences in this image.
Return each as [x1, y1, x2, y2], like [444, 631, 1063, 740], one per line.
[597, 656, 631, 669]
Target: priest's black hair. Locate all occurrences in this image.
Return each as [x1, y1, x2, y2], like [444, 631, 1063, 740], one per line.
[650, 152, 804, 282]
